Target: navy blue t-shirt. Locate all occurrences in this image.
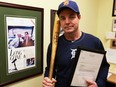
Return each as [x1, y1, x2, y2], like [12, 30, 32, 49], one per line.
[44, 32, 109, 87]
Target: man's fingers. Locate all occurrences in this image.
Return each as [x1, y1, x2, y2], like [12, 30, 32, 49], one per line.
[43, 77, 53, 86]
[52, 78, 57, 83]
[86, 80, 98, 87]
[86, 80, 96, 85]
[43, 77, 57, 87]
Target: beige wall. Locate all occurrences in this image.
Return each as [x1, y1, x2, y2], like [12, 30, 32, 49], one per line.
[77, 0, 98, 35]
[97, 0, 114, 49]
[0, 0, 113, 87]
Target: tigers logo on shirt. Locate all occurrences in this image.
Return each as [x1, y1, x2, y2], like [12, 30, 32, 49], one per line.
[71, 49, 77, 59]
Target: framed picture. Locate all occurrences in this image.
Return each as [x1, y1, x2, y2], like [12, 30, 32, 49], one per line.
[110, 39, 116, 49]
[0, 2, 43, 86]
[50, 9, 57, 41]
[112, 0, 116, 16]
[50, 9, 64, 42]
[67, 46, 106, 87]
[113, 18, 116, 31]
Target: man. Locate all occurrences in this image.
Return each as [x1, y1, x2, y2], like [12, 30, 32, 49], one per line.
[8, 33, 23, 49]
[43, 0, 109, 87]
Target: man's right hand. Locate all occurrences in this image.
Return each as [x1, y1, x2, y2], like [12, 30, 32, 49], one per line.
[43, 77, 57, 87]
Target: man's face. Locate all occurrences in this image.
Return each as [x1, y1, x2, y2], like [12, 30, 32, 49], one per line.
[59, 8, 80, 34]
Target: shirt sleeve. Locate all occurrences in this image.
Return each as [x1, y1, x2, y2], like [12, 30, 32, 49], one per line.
[44, 44, 56, 78]
[96, 40, 110, 87]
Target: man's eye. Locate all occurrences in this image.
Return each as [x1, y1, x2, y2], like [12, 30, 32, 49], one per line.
[70, 16, 75, 19]
[60, 17, 65, 20]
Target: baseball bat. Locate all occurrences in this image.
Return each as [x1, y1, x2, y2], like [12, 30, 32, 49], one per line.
[49, 13, 60, 80]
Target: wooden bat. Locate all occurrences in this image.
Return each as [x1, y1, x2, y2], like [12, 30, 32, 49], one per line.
[49, 13, 60, 80]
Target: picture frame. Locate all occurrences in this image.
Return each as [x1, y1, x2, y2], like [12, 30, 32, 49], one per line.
[50, 9, 57, 41]
[50, 9, 64, 42]
[0, 2, 43, 86]
[112, 0, 116, 16]
[110, 39, 116, 49]
[112, 18, 116, 31]
[67, 46, 106, 87]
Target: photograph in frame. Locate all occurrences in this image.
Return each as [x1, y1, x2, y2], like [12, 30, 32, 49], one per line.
[67, 46, 106, 87]
[0, 2, 43, 86]
[6, 16, 36, 73]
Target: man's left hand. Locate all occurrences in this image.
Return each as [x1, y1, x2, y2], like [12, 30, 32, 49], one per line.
[86, 80, 98, 87]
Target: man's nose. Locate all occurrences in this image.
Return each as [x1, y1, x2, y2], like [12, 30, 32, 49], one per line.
[65, 18, 70, 24]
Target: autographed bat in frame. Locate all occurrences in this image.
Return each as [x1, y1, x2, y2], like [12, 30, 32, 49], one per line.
[49, 13, 60, 80]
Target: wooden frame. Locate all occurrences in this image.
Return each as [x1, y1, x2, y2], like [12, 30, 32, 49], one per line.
[50, 9, 57, 41]
[0, 2, 43, 86]
[112, 0, 116, 16]
[50, 9, 64, 41]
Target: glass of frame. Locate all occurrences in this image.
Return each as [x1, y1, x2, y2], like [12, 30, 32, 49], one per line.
[0, 2, 43, 86]
[112, 0, 116, 16]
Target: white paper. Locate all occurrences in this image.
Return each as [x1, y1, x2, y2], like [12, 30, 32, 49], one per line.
[71, 50, 104, 86]
[106, 32, 115, 39]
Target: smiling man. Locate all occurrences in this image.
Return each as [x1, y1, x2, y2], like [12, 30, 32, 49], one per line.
[43, 0, 109, 87]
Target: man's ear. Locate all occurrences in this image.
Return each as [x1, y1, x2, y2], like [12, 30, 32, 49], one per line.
[78, 14, 81, 19]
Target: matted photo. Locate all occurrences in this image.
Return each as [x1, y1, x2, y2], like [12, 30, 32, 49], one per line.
[6, 16, 36, 73]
